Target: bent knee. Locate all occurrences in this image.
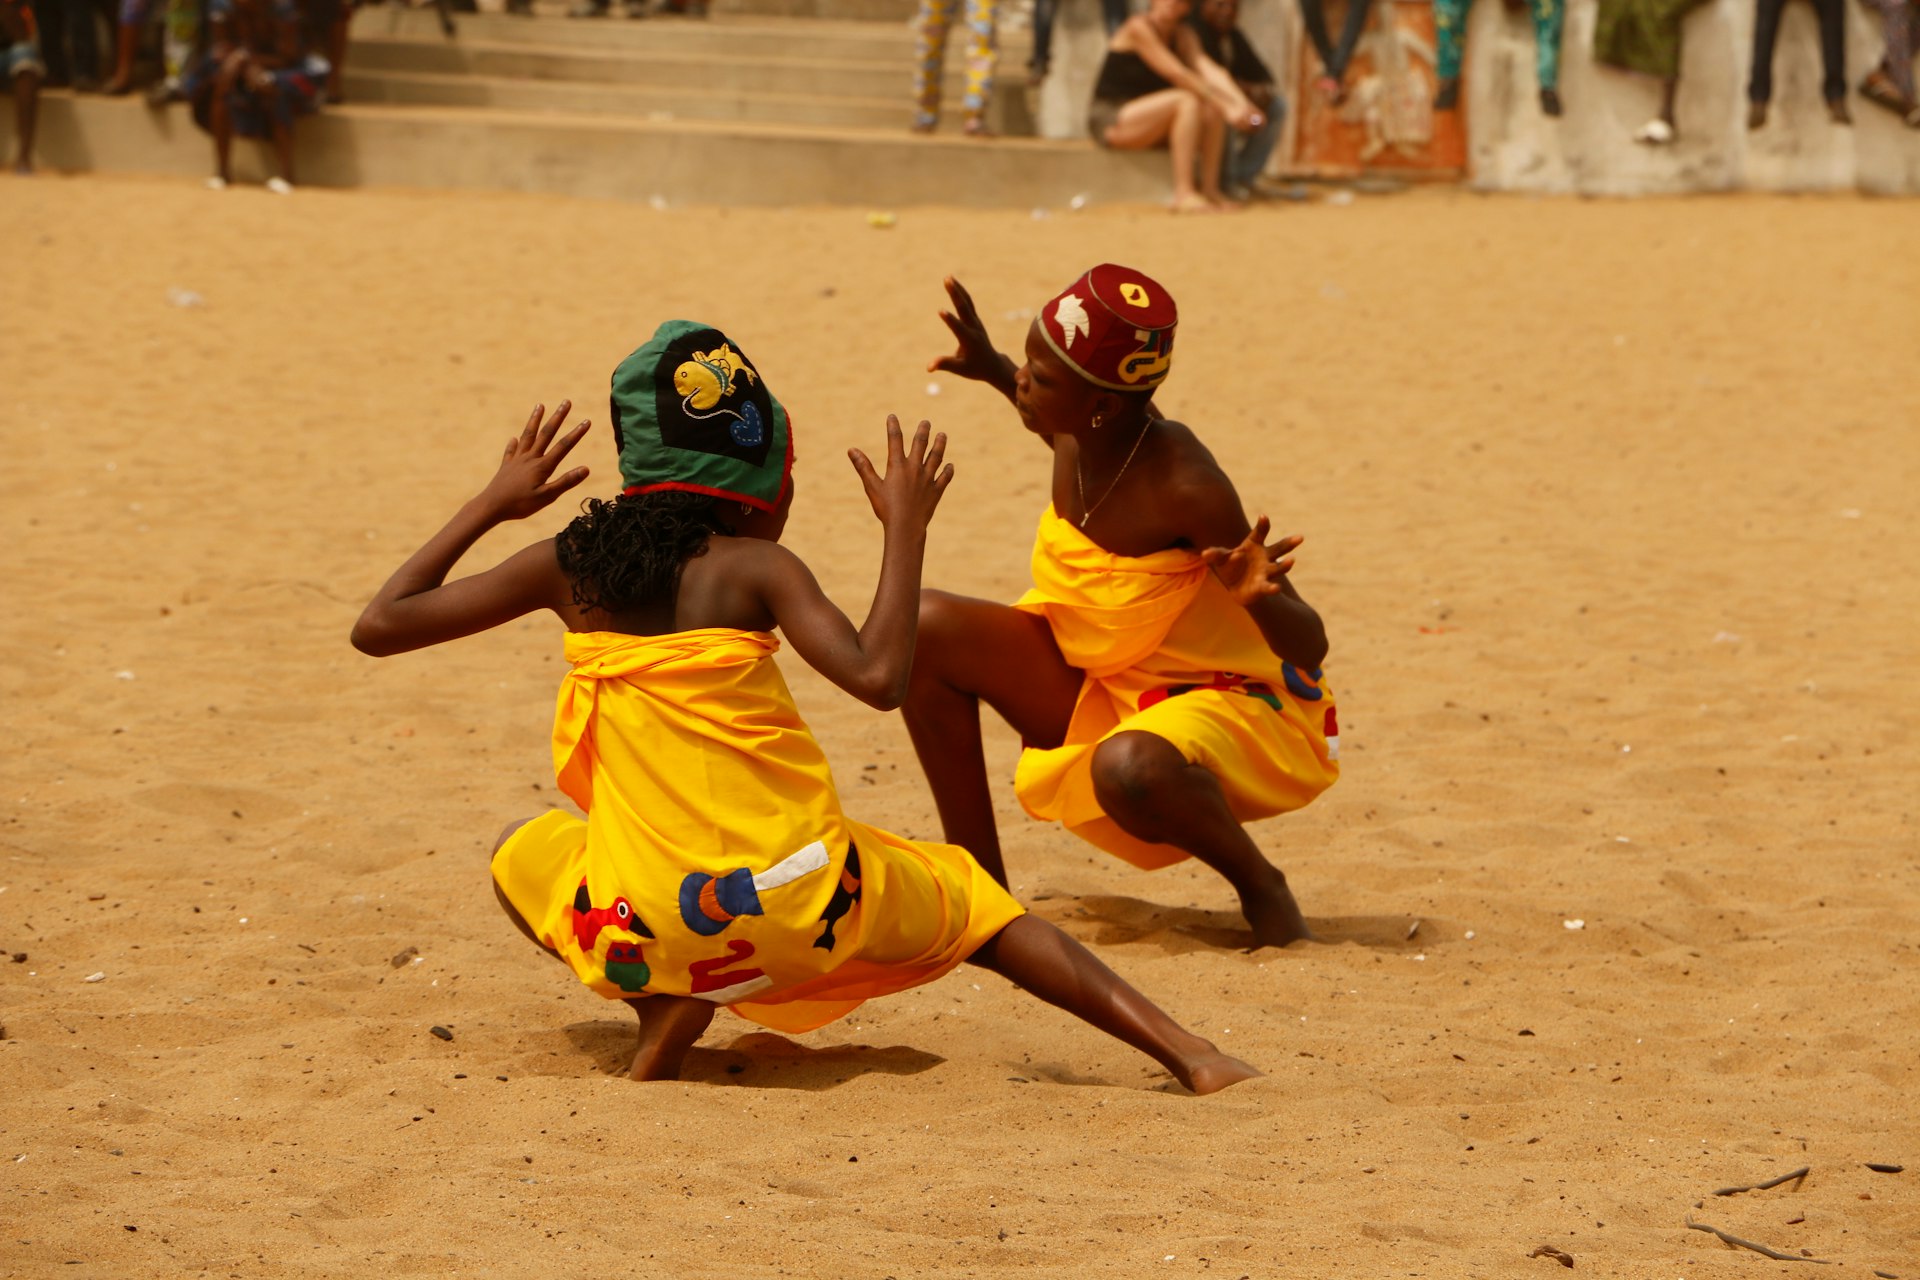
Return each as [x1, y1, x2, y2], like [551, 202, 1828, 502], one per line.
[492, 816, 537, 856]
[1089, 731, 1185, 809]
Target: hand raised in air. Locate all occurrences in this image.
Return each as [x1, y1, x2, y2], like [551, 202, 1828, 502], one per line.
[476, 400, 592, 522]
[927, 276, 1007, 387]
[848, 415, 953, 532]
[1200, 516, 1304, 608]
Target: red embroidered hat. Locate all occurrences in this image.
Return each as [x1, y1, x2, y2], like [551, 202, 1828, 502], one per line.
[1037, 264, 1178, 392]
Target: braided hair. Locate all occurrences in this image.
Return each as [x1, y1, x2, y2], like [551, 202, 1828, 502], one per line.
[554, 490, 733, 617]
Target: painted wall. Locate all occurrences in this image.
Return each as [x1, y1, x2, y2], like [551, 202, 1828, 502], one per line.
[1030, 0, 1920, 192]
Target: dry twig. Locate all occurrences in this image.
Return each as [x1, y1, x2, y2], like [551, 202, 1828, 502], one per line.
[1714, 1166, 1810, 1196]
[1685, 1217, 1830, 1264]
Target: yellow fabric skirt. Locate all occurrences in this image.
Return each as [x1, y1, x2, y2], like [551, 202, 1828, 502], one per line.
[1012, 506, 1340, 870]
[492, 628, 1022, 1034]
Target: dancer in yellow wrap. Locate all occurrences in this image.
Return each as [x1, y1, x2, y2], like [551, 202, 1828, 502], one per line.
[906, 266, 1337, 947]
[351, 320, 1257, 1093]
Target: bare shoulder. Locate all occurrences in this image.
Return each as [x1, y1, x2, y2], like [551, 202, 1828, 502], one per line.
[1145, 418, 1246, 544]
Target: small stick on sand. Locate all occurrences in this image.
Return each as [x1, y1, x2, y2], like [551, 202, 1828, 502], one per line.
[1713, 1166, 1810, 1196]
[1685, 1217, 1831, 1264]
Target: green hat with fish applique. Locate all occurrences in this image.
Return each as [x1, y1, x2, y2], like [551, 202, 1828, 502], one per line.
[610, 320, 792, 511]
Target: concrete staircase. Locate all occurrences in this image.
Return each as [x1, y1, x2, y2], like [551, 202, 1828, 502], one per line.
[12, 0, 1173, 206]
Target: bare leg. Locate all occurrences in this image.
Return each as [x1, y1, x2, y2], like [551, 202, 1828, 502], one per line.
[10, 69, 37, 173]
[1090, 730, 1313, 947]
[101, 22, 138, 94]
[269, 111, 294, 185]
[623, 995, 715, 1080]
[1166, 91, 1204, 207]
[1659, 76, 1679, 129]
[209, 65, 238, 183]
[1102, 87, 1217, 211]
[969, 915, 1259, 1094]
[1195, 100, 1228, 204]
[900, 590, 1081, 886]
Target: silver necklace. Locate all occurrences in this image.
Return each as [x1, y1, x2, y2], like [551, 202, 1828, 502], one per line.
[1076, 419, 1152, 528]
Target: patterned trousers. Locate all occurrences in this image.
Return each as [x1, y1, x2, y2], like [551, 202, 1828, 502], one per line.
[1435, 0, 1565, 89]
[913, 0, 997, 128]
[1862, 0, 1918, 101]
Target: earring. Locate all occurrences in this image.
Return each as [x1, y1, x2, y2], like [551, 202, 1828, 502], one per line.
[739, 502, 753, 515]
[1091, 414, 1104, 430]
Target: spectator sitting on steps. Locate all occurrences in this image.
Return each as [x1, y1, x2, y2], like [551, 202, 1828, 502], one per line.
[1188, 0, 1283, 198]
[1088, 0, 1263, 212]
[191, 0, 327, 192]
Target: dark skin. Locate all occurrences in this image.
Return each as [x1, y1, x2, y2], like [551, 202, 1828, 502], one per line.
[206, 0, 302, 186]
[355, 401, 1257, 1094]
[904, 277, 1328, 947]
[3, 0, 40, 174]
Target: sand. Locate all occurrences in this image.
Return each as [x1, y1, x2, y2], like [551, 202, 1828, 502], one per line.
[2, 176, 1916, 1278]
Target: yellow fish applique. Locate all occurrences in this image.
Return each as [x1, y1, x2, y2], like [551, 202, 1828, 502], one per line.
[673, 344, 758, 411]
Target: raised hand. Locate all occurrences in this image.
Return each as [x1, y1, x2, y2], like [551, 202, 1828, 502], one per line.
[928, 276, 1015, 394]
[848, 415, 954, 532]
[476, 400, 592, 522]
[1199, 516, 1304, 608]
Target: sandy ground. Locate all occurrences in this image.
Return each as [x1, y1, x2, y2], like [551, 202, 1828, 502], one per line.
[2, 176, 1917, 1279]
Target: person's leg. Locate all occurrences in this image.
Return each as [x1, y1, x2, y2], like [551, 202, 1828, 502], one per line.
[268, 109, 294, 186]
[1103, 87, 1212, 207]
[11, 64, 41, 173]
[623, 995, 716, 1080]
[1227, 100, 1281, 186]
[1194, 96, 1227, 202]
[1028, 0, 1054, 78]
[959, 0, 996, 132]
[1088, 730, 1313, 946]
[1532, 0, 1562, 112]
[67, 0, 102, 86]
[1816, 0, 1849, 116]
[1432, 0, 1468, 107]
[101, 0, 143, 93]
[1747, 0, 1783, 121]
[911, 0, 954, 130]
[900, 590, 1082, 886]
[1297, 0, 1337, 74]
[1328, 0, 1371, 80]
[208, 61, 238, 183]
[968, 914, 1259, 1094]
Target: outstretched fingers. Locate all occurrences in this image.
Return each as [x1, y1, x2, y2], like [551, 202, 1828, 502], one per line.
[533, 398, 573, 452]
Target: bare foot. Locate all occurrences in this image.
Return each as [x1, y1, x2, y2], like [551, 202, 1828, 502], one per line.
[1180, 1047, 1262, 1095]
[1169, 192, 1221, 214]
[1242, 880, 1314, 948]
[625, 995, 715, 1080]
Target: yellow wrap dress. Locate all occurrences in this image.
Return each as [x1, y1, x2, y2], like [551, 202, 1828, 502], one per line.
[492, 628, 1022, 1034]
[1012, 506, 1341, 870]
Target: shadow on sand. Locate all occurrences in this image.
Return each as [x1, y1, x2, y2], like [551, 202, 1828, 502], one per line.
[563, 1021, 944, 1088]
[1037, 893, 1443, 955]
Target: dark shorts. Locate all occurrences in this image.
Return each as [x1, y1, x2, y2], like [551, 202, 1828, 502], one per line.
[1087, 96, 1124, 145]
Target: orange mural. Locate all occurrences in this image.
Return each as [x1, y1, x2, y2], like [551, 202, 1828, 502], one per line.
[1284, 0, 1467, 179]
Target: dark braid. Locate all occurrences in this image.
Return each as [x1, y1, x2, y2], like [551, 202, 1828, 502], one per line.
[554, 491, 732, 617]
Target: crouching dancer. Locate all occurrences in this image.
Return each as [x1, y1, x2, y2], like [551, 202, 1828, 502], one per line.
[351, 321, 1257, 1093]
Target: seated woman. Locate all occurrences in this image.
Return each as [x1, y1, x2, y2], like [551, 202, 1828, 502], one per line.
[189, 0, 327, 191]
[1086, 0, 1264, 213]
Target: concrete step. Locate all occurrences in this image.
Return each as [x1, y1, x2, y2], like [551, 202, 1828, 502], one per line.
[345, 33, 1037, 131]
[358, 5, 1034, 62]
[18, 91, 1165, 207]
[343, 67, 927, 133]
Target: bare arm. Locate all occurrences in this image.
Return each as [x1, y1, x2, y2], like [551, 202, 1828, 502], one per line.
[756, 416, 953, 710]
[928, 277, 1020, 407]
[350, 402, 592, 656]
[1167, 475, 1329, 671]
